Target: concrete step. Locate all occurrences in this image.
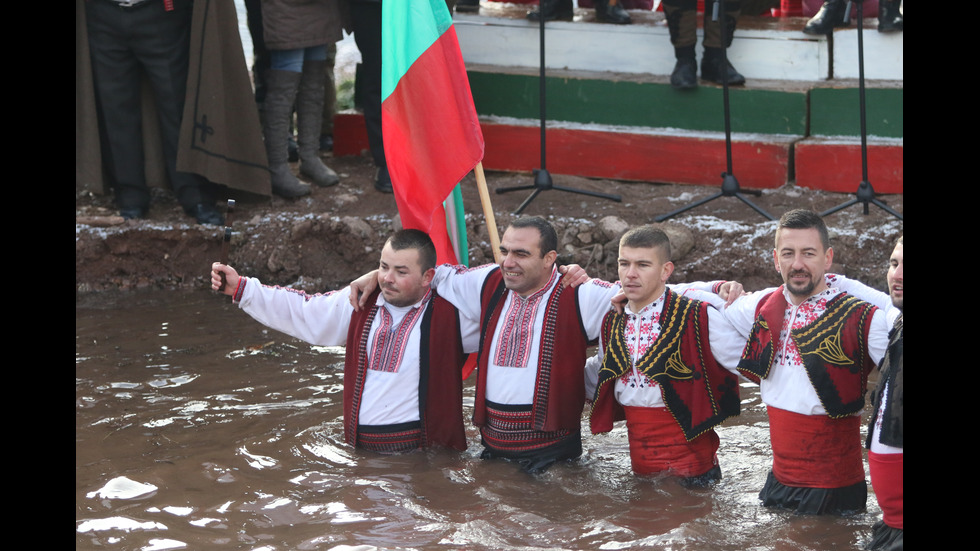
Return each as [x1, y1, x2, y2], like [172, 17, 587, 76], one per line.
[454, 5, 903, 81]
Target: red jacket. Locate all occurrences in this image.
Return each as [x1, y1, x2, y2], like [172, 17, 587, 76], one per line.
[473, 268, 589, 432]
[344, 288, 467, 450]
[738, 287, 878, 418]
[590, 289, 740, 440]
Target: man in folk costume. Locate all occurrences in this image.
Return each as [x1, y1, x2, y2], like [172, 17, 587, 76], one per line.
[865, 236, 902, 550]
[417, 216, 617, 473]
[210, 230, 476, 454]
[724, 209, 893, 514]
[586, 226, 745, 485]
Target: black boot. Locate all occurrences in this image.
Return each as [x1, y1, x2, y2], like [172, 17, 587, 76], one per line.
[528, 0, 573, 22]
[878, 0, 903, 32]
[670, 47, 698, 90]
[701, 47, 745, 86]
[374, 166, 393, 194]
[595, 0, 631, 24]
[803, 0, 850, 35]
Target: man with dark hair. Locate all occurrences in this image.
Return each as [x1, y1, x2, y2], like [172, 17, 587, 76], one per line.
[210, 229, 476, 453]
[587, 225, 744, 486]
[420, 216, 619, 472]
[724, 209, 895, 514]
[865, 236, 902, 550]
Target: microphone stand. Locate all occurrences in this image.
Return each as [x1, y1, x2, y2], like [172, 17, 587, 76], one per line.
[820, 0, 902, 220]
[656, 0, 773, 222]
[496, 7, 622, 215]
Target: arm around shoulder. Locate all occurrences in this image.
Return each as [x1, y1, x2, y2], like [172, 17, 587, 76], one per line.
[827, 273, 893, 311]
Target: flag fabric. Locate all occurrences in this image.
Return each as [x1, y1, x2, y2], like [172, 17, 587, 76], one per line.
[444, 185, 468, 267]
[382, 0, 484, 266]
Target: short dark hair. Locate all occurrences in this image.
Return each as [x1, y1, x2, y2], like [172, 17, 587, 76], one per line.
[776, 209, 830, 250]
[386, 229, 437, 272]
[508, 216, 557, 257]
[620, 225, 672, 262]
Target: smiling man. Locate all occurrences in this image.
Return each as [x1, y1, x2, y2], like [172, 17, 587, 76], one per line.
[210, 229, 476, 454]
[423, 216, 621, 472]
[724, 209, 894, 515]
[587, 226, 744, 486]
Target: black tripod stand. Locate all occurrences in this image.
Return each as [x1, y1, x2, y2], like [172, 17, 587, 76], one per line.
[820, 1, 902, 220]
[496, 9, 622, 215]
[656, 0, 773, 222]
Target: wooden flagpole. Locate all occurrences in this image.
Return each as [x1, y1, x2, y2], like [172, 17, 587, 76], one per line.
[473, 161, 501, 263]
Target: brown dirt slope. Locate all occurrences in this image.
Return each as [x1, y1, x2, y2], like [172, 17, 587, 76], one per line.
[76, 153, 903, 294]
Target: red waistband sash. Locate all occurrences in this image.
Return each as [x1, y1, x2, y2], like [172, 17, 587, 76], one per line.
[623, 406, 719, 477]
[768, 406, 864, 488]
[868, 450, 903, 529]
[357, 422, 423, 454]
[483, 402, 572, 454]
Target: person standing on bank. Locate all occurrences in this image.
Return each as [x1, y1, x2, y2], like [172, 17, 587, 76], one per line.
[804, 0, 903, 34]
[527, 0, 632, 25]
[349, 0, 392, 193]
[85, 0, 224, 225]
[665, 0, 746, 90]
[260, 0, 345, 198]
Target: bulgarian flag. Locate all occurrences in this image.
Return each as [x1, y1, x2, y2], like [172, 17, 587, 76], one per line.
[382, 0, 485, 266]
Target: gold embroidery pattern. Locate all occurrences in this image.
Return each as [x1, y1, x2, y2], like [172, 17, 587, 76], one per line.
[664, 349, 694, 380]
[793, 297, 866, 367]
[811, 328, 852, 366]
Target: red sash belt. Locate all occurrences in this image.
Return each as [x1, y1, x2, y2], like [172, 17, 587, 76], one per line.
[357, 422, 423, 454]
[483, 402, 571, 454]
[868, 450, 903, 529]
[768, 406, 864, 488]
[623, 406, 719, 477]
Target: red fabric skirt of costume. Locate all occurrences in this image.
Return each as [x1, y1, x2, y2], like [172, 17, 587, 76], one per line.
[768, 406, 864, 487]
[624, 406, 719, 477]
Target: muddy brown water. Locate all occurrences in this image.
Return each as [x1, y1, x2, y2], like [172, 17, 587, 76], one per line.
[76, 289, 882, 550]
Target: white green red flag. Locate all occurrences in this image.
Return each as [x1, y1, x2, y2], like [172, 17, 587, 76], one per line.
[382, 0, 484, 266]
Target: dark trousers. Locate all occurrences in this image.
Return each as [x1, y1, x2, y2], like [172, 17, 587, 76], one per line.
[662, 0, 741, 50]
[350, 1, 385, 170]
[86, 0, 209, 210]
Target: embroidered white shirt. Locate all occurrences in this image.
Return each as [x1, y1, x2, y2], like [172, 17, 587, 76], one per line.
[237, 278, 478, 426]
[583, 287, 743, 407]
[431, 263, 619, 405]
[724, 275, 890, 416]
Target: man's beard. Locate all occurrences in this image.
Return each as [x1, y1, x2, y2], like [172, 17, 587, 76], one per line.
[786, 270, 817, 297]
